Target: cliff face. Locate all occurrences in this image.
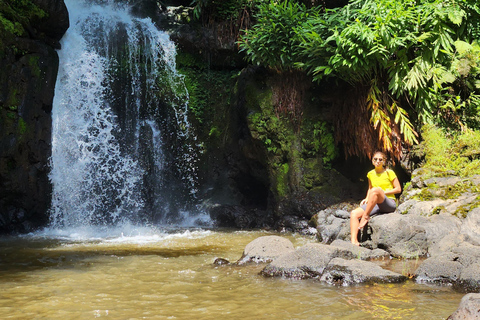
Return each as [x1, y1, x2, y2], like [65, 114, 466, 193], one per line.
[165, 4, 365, 229]
[0, 0, 68, 233]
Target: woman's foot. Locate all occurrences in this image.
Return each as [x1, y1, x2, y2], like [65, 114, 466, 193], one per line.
[358, 216, 370, 230]
[351, 240, 360, 246]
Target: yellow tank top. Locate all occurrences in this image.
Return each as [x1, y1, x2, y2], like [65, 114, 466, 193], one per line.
[367, 169, 397, 199]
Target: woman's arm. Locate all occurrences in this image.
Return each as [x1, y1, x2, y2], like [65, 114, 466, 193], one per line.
[385, 177, 401, 196]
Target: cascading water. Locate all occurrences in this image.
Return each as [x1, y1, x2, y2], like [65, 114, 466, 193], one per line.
[50, 0, 204, 230]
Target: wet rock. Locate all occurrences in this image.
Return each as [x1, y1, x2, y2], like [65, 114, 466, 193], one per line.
[276, 215, 309, 234]
[415, 253, 463, 284]
[213, 258, 231, 266]
[32, 0, 70, 48]
[416, 242, 480, 293]
[330, 240, 390, 261]
[447, 293, 480, 320]
[456, 262, 480, 293]
[0, 40, 60, 233]
[208, 205, 255, 228]
[260, 243, 352, 279]
[237, 236, 295, 265]
[320, 258, 408, 285]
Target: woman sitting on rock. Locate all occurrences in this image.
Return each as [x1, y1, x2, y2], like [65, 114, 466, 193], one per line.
[350, 151, 401, 246]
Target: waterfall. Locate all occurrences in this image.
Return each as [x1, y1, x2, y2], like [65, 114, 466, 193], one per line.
[50, 0, 203, 228]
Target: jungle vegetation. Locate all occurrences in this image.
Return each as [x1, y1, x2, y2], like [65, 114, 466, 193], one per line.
[193, 0, 480, 163]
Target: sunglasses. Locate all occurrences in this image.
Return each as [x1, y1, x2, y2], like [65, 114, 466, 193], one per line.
[373, 157, 384, 162]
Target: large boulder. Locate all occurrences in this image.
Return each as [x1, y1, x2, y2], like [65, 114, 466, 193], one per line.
[260, 243, 351, 279]
[456, 262, 480, 293]
[237, 235, 295, 265]
[369, 213, 428, 258]
[415, 242, 480, 293]
[461, 207, 480, 246]
[369, 210, 462, 258]
[447, 293, 480, 320]
[320, 257, 407, 285]
[314, 207, 350, 244]
[415, 253, 463, 285]
[330, 239, 390, 261]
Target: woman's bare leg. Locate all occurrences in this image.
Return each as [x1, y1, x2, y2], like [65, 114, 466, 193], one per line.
[358, 187, 386, 229]
[350, 208, 364, 245]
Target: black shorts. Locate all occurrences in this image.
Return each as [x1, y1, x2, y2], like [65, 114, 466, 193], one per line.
[360, 197, 396, 216]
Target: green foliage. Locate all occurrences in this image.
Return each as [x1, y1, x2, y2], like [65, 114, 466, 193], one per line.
[18, 117, 27, 135]
[191, 0, 256, 21]
[435, 40, 480, 130]
[248, 110, 292, 155]
[0, 0, 45, 36]
[302, 120, 337, 167]
[239, 0, 314, 70]
[298, 0, 475, 150]
[239, 0, 480, 159]
[0, 0, 46, 55]
[176, 51, 238, 144]
[419, 124, 480, 177]
[275, 163, 290, 198]
[28, 55, 41, 78]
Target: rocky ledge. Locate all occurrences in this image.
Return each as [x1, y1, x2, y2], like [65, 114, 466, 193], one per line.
[309, 171, 480, 292]
[214, 172, 480, 318]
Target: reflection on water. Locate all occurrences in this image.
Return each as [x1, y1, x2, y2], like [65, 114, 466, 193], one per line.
[0, 230, 462, 319]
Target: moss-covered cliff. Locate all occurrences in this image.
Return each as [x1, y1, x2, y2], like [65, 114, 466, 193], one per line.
[165, 2, 364, 229]
[0, 0, 68, 233]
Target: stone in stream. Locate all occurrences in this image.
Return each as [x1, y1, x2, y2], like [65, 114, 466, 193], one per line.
[236, 235, 295, 265]
[320, 258, 408, 285]
[260, 243, 341, 279]
[259, 241, 405, 284]
[329, 240, 390, 261]
[415, 253, 463, 285]
[447, 293, 480, 320]
[415, 244, 480, 292]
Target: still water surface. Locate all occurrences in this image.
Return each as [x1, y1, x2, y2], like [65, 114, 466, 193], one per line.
[0, 229, 463, 319]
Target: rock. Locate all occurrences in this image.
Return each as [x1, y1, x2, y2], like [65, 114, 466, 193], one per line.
[456, 262, 480, 293]
[276, 215, 309, 233]
[313, 207, 352, 244]
[31, 0, 70, 48]
[316, 216, 346, 244]
[0, 39, 59, 233]
[213, 258, 231, 266]
[423, 176, 463, 188]
[208, 205, 256, 228]
[447, 293, 480, 320]
[237, 236, 295, 265]
[429, 233, 468, 257]
[320, 258, 408, 285]
[451, 242, 480, 267]
[260, 243, 352, 279]
[369, 213, 428, 258]
[461, 207, 480, 246]
[415, 253, 463, 284]
[0, 0, 69, 234]
[397, 199, 449, 216]
[332, 209, 350, 219]
[330, 240, 390, 260]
